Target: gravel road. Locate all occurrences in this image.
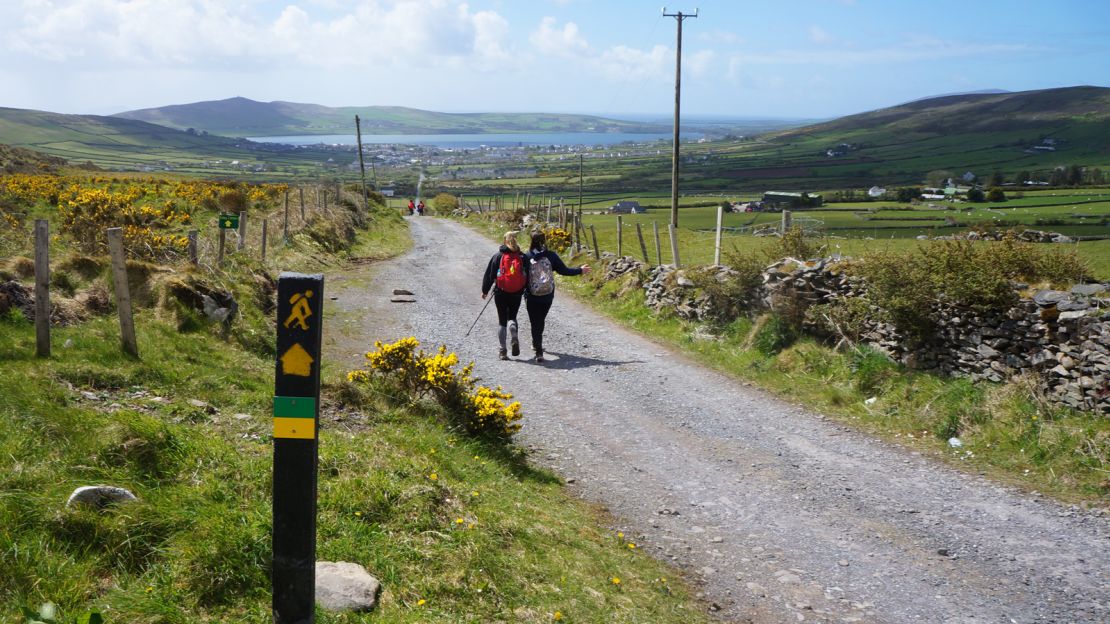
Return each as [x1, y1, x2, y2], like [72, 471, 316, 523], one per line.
[325, 217, 1109, 624]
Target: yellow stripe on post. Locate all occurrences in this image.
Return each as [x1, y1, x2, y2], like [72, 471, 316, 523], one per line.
[273, 417, 316, 440]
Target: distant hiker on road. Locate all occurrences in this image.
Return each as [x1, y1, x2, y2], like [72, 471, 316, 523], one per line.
[525, 231, 590, 363]
[407, 199, 415, 215]
[416, 200, 425, 216]
[481, 231, 527, 360]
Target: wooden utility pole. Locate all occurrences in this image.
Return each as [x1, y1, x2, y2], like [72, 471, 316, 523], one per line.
[664, 7, 697, 232]
[355, 114, 368, 206]
[34, 219, 50, 357]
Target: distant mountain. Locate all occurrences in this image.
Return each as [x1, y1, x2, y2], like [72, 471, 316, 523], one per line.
[0, 106, 258, 169]
[776, 86, 1110, 138]
[901, 89, 1011, 104]
[113, 97, 672, 137]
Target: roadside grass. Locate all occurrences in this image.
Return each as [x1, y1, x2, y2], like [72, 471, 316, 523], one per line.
[558, 258, 1110, 505]
[0, 229, 709, 623]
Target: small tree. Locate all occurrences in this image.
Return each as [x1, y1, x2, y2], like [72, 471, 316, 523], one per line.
[987, 187, 1006, 202]
[967, 188, 986, 202]
[431, 193, 458, 214]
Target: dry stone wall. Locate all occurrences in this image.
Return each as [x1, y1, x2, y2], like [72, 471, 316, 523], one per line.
[608, 255, 1110, 413]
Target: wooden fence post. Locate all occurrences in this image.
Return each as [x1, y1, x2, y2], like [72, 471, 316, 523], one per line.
[217, 227, 226, 268]
[669, 223, 681, 267]
[262, 219, 269, 262]
[590, 225, 600, 260]
[34, 219, 50, 357]
[636, 222, 650, 265]
[237, 211, 248, 251]
[283, 190, 290, 242]
[714, 204, 724, 266]
[616, 215, 623, 257]
[106, 228, 138, 357]
[653, 221, 662, 266]
[300, 187, 306, 222]
[188, 230, 198, 266]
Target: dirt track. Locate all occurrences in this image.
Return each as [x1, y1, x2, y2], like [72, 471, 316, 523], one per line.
[325, 216, 1109, 624]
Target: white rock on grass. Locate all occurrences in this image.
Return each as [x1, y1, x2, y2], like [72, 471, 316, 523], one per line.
[66, 485, 138, 509]
[316, 561, 382, 612]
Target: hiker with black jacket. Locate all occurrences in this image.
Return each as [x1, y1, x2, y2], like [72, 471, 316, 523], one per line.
[481, 231, 528, 360]
[524, 231, 591, 363]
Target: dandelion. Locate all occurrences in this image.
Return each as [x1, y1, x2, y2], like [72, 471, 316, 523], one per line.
[617, 532, 624, 539]
[553, 611, 564, 621]
[467, 522, 476, 529]
[611, 577, 621, 586]
[428, 473, 438, 481]
[417, 599, 426, 606]
[471, 490, 479, 497]
[456, 518, 464, 524]
[354, 511, 362, 517]
[627, 543, 636, 550]
[146, 586, 153, 593]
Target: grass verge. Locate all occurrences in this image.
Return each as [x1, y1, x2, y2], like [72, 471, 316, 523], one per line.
[0, 232, 710, 624]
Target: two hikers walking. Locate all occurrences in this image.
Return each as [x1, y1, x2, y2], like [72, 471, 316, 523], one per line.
[481, 230, 590, 363]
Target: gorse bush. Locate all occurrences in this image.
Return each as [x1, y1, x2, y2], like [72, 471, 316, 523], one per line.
[543, 226, 572, 253]
[348, 337, 522, 438]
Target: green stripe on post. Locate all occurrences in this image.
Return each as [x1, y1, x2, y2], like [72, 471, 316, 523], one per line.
[273, 396, 316, 418]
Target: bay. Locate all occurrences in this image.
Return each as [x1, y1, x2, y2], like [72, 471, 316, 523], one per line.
[247, 132, 692, 148]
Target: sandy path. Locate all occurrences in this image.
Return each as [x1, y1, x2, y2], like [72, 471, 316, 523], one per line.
[324, 217, 1109, 624]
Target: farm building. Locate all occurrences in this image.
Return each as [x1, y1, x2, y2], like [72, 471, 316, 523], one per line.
[867, 186, 887, 198]
[608, 200, 646, 214]
[761, 191, 823, 209]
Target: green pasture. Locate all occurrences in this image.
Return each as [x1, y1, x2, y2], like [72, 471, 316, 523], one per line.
[572, 204, 1110, 279]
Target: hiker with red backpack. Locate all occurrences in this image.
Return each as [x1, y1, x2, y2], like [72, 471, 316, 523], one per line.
[524, 230, 590, 363]
[481, 231, 528, 360]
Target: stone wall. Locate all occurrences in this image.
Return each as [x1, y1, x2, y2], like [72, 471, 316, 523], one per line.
[604, 255, 1110, 413]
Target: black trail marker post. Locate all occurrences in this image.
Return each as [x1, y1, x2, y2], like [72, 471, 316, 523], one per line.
[272, 272, 324, 623]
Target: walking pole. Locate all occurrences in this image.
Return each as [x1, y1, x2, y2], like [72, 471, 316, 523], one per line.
[465, 288, 497, 337]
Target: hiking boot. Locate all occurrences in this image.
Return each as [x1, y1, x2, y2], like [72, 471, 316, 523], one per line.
[508, 321, 520, 356]
[535, 350, 544, 363]
[499, 349, 508, 360]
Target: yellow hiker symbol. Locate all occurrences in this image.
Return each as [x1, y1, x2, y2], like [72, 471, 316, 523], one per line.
[223, 218, 232, 227]
[284, 290, 314, 330]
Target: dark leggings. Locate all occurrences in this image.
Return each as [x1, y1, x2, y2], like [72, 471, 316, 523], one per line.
[525, 295, 554, 353]
[494, 290, 523, 326]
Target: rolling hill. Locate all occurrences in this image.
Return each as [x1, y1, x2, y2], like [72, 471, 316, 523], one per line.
[113, 97, 671, 137]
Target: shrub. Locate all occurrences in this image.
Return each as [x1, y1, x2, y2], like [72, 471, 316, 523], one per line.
[348, 337, 522, 439]
[851, 238, 1089, 340]
[752, 314, 797, 355]
[543, 226, 571, 253]
[431, 192, 458, 214]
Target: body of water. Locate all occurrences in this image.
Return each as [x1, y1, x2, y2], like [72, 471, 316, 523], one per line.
[247, 132, 691, 148]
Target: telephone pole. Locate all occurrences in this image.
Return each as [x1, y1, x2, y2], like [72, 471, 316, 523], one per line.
[663, 7, 697, 230]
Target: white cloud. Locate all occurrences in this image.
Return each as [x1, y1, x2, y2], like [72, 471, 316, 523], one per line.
[2, 0, 515, 71]
[529, 16, 590, 58]
[598, 44, 670, 81]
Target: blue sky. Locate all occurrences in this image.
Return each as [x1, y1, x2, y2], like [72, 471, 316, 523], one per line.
[1, 0, 1107, 119]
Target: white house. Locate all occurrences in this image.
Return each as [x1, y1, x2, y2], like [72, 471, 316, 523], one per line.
[867, 186, 887, 198]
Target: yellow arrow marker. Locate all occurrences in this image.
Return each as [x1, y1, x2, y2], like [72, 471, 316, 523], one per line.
[280, 343, 314, 377]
